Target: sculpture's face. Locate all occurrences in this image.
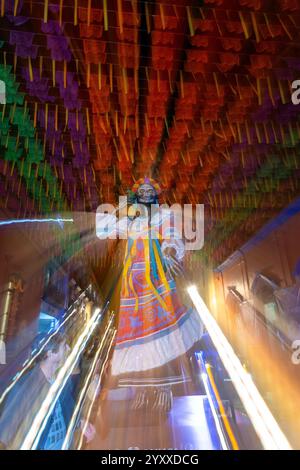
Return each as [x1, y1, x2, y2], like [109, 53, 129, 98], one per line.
[136, 183, 157, 204]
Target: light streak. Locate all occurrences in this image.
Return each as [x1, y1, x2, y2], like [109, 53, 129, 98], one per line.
[74, 325, 116, 450]
[205, 362, 239, 450]
[21, 307, 103, 449]
[0, 218, 74, 226]
[0, 307, 76, 406]
[188, 285, 292, 450]
[0, 289, 93, 406]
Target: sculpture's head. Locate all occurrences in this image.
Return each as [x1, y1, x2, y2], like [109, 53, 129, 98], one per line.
[131, 177, 161, 205]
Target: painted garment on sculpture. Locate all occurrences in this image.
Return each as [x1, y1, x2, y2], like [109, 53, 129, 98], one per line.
[111, 210, 203, 379]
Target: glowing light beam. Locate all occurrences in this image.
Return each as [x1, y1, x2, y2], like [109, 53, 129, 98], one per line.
[201, 372, 229, 450]
[188, 285, 292, 450]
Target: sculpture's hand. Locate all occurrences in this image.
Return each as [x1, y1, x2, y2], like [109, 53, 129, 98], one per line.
[163, 249, 184, 279]
[163, 246, 177, 258]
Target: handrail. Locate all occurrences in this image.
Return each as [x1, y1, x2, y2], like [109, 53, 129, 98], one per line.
[249, 301, 292, 352]
[0, 285, 96, 404]
[227, 287, 292, 353]
[62, 313, 116, 450]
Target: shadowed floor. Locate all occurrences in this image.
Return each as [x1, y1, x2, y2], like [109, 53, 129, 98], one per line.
[86, 394, 221, 450]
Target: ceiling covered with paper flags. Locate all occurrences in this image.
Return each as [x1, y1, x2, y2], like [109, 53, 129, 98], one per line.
[0, 0, 300, 266]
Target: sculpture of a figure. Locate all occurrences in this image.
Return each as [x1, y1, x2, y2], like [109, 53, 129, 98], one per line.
[97, 177, 203, 411]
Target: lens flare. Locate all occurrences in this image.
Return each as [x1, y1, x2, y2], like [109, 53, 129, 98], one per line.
[188, 284, 292, 450]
